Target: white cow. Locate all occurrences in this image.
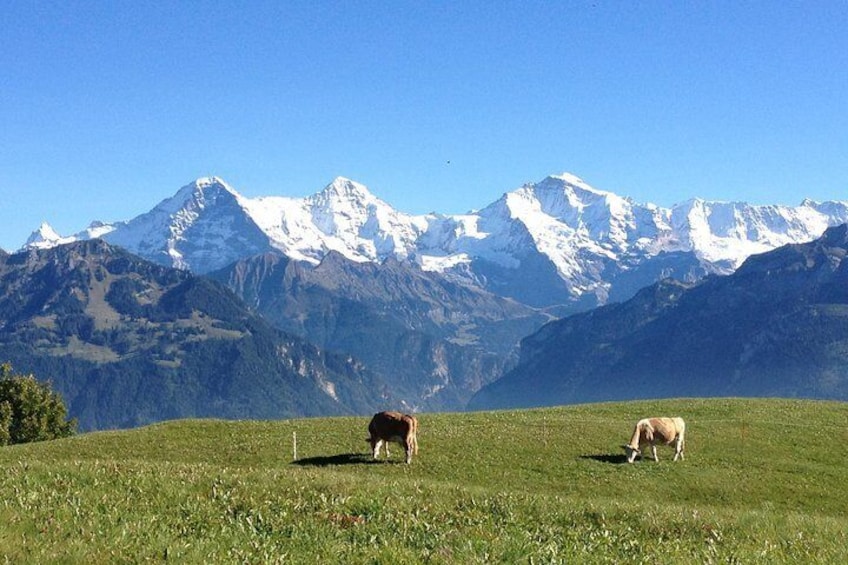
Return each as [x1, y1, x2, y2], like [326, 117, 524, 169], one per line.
[622, 417, 685, 463]
[366, 411, 419, 464]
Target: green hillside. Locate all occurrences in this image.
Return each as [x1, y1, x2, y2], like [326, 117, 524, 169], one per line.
[2, 398, 847, 563]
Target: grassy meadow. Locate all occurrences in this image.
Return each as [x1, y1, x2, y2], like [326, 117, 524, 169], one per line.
[1, 397, 847, 563]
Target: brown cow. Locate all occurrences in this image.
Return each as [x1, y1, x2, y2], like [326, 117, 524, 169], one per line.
[622, 417, 685, 463]
[366, 411, 419, 464]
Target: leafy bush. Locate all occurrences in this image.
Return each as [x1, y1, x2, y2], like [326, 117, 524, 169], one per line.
[0, 362, 77, 445]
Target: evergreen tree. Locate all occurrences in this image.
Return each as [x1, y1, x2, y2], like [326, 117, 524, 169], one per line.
[0, 363, 77, 445]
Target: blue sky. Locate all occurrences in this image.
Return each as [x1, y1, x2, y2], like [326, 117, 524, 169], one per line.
[1, 1, 846, 251]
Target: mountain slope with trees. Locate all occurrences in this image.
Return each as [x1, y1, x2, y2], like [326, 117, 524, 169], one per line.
[470, 223, 848, 410]
[209, 251, 549, 411]
[0, 240, 393, 430]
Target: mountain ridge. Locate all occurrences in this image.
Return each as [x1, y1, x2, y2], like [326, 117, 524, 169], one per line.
[23, 173, 848, 311]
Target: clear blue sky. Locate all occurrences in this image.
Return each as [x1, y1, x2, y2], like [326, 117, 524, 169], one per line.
[2, 1, 847, 251]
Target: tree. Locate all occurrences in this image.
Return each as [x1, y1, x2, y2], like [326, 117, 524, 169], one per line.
[0, 362, 77, 446]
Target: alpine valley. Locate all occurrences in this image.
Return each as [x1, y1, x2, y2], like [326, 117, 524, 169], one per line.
[8, 173, 848, 428]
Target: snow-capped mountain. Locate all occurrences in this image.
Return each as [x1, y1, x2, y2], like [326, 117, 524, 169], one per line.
[414, 174, 678, 305]
[413, 173, 848, 308]
[242, 176, 428, 264]
[39, 176, 427, 274]
[669, 198, 842, 269]
[24, 222, 69, 249]
[24, 172, 848, 311]
[100, 177, 273, 274]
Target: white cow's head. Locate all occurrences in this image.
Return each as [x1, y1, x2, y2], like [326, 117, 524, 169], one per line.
[622, 444, 641, 463]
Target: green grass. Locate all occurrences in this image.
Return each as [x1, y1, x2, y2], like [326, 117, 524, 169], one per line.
[1, 398, 847, 563]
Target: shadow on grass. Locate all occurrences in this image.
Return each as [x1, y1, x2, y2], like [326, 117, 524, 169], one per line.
[291, 452, 396, 467]
[580, 453, 629, 465]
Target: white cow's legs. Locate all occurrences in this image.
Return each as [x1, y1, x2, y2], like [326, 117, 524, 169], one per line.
[673, 437, 684, 461]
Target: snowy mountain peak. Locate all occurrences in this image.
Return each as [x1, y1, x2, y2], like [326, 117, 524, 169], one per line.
[491, 172, 643, 248]
[546, 172, 593, 190]
[195, 175, 230, 188]
[182, 176, 240, 200]
[35, 221, 60, 240]
[149, 177, 243, 220]
[24, 222, 67, 249]
[294, 177, 428, 263]
[314, 177, 378, 206]
[555, 171, 585, 182]
[307, 178, 382, 232]
[544, 172, 625, 204]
